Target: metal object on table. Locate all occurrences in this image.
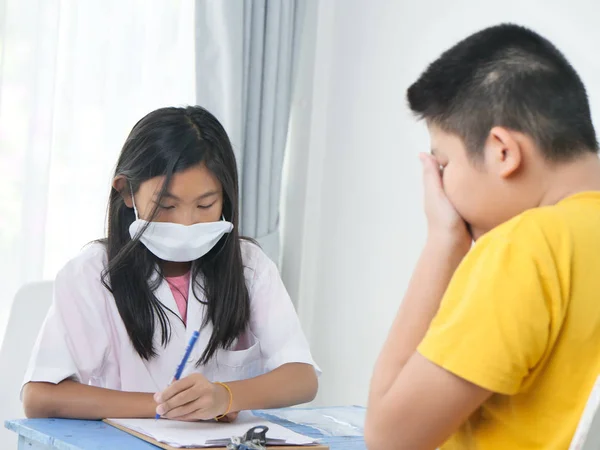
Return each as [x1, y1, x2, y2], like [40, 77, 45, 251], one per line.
[227, 425, 269, 450]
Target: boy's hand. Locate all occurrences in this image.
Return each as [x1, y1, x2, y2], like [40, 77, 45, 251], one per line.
[419, 153, 471, 251]
[154, 373, 231, 421]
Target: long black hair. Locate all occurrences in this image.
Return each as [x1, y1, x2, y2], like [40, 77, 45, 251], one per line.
[100, 106, 250, 364]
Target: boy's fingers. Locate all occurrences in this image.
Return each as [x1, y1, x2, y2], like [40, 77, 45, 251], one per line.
[419, 153, 444, 192]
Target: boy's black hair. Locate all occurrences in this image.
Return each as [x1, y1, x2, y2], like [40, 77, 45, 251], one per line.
[407, 23, 598, 160]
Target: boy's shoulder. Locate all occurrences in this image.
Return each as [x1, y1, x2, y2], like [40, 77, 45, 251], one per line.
[484, 192, 600, 248]
[482, 201, 574, 247]
[472, 192, 600, 271]
[469, 203, 579, 270]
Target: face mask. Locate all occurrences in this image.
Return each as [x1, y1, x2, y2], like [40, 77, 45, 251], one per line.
[128, 187, 233, 262]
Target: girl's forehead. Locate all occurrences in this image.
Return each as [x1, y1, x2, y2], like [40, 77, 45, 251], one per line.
[139, 163, 222, 198]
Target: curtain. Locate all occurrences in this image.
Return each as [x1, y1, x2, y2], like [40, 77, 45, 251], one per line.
[0, 0, 197, 345]
[194, 0, 300, 265]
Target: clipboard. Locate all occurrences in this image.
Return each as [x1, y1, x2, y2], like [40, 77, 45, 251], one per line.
[104, 419, 330, 450]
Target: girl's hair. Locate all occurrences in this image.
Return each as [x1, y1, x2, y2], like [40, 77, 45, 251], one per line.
[100, 106, 250, 364]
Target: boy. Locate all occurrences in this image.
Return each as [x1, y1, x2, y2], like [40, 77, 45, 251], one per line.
[365, 24, 600, 450]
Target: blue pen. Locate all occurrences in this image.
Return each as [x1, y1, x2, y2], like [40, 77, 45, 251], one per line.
[155, 330, 200, 420]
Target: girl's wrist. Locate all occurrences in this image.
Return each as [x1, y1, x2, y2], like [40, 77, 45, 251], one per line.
[146, 393, 159, 418]
[213, 382, 233, 419]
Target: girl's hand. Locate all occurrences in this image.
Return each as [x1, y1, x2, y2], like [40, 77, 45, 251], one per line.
[216, 411, 239, 422]
[154, 373, 231, 421]
[419, 153, 472, 252]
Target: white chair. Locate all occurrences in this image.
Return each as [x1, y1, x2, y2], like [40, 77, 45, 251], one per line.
[0, 281, 53, 446]
[570, 375, 600, 450]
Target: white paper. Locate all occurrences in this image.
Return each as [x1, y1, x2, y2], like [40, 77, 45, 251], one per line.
[108, 412, 318, 448]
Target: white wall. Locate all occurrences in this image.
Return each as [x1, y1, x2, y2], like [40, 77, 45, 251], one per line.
[281, 0, 600, 407]
[0, 0, 196, 347]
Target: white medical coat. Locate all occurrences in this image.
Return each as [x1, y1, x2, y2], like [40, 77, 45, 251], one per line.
[23, 241, 318, 393]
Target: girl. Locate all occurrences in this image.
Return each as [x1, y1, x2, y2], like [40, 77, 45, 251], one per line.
[22, 106, 319, 421]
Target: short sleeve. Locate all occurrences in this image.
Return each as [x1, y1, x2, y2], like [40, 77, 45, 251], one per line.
[418, 228, 563, 395]
[23, 246, 112, 389]
[246, 248, 320, 375]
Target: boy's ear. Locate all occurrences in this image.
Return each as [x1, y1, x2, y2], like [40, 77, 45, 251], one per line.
[486, 126, 523, 178]
[112, 175, 134, 208]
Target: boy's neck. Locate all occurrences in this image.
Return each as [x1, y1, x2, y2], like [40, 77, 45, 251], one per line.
[538, 152, 600, 207]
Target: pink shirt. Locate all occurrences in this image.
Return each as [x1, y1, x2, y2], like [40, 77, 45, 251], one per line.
[166, 271, 191, 325]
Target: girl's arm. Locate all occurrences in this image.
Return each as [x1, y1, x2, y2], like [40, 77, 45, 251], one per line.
[228, 363, 317, 411]
[22, 380, 156, 419]
[155, 363, 317, 420]
[24, 363, 317, 421]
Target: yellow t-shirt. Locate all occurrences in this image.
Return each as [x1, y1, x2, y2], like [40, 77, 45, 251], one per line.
[418, 191, 600, 450]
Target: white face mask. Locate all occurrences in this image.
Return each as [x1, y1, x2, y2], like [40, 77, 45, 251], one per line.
[128, 188, 233, 262]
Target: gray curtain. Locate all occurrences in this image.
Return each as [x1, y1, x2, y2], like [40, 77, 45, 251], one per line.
[194, 0, 300, 264]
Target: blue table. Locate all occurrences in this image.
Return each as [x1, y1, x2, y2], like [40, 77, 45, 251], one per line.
[5, 406, 366, 450]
